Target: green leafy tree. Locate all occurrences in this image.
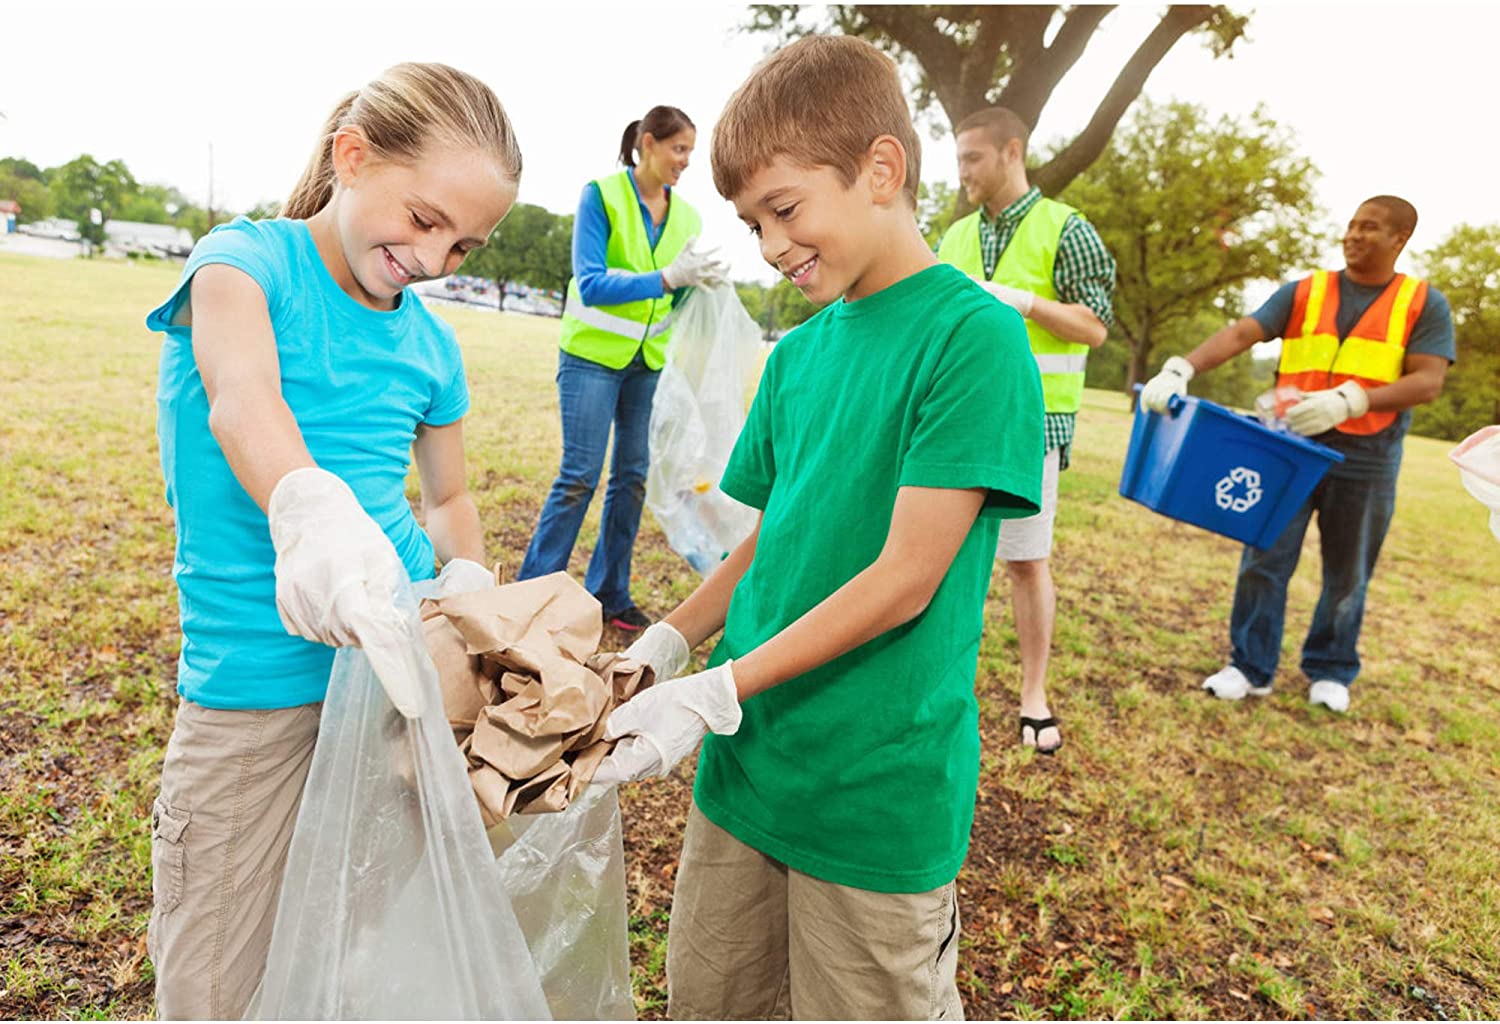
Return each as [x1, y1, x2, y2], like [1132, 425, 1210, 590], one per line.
[0, 157, 51, 223]
[1411, 223, 1500, 440]
[1060, 99, 1328, 401]
[465, 203, 573, 292]
[916, 179, 960, 247]
[744, 5, 1248, 196]
[47, 155, 137, 249]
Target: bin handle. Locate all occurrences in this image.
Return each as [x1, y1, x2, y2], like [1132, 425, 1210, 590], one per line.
[1131, 383, 1185, 418]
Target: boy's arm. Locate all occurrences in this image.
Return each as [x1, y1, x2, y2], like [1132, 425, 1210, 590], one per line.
[663, 517, 761, 649]
[591, 486, 985, 787]
[730, 486, 982, 699]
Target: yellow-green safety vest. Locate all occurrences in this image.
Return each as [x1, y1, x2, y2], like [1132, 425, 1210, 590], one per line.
[937, 197, 1088, 413]
[559, 169, 702, 371]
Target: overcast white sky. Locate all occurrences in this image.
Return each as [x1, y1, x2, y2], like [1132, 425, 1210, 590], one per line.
[3, 2, 1495, 290]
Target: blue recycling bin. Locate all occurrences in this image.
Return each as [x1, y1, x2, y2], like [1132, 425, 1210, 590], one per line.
[1119, 391, 1344, 549]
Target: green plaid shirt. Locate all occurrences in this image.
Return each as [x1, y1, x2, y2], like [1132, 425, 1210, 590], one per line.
[977, 185, 1115, 470]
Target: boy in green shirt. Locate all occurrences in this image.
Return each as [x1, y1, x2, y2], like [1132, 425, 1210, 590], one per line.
[591, 34, 1044, 1019]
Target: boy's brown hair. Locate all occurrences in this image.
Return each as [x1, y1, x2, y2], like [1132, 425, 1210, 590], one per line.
[711, 35, 921, 205]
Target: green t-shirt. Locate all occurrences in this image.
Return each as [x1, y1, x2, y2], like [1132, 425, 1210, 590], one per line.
[695, 262, 1044, 893]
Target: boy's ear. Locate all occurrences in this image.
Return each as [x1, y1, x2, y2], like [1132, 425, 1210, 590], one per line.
[330, 126, 373, 187]
[865, 135, 908, 205]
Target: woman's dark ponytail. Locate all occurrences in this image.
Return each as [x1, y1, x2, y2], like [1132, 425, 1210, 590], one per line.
[618, 120, 642, 167]
[617, 107, 696, 168]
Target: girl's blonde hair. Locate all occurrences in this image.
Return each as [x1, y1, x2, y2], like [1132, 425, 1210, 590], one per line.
[283, 62, 522, 220]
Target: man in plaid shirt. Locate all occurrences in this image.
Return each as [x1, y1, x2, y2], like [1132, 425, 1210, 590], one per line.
[938, 107, 1116, 755]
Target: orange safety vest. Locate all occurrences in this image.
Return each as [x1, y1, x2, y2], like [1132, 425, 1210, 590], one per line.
[1277, 270, 1428, 435]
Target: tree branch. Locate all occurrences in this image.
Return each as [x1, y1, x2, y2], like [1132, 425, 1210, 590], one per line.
[1033, 5, 1220, 195]
[997, 5, 1114, 127]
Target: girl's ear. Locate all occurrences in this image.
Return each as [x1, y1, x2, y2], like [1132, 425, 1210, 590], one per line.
[865, 135, 908, 205]
[330, 126, 373, 188]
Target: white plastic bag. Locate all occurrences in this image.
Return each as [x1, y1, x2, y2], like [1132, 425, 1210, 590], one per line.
[247, 596, 551, 1020]
[647, 284, 763, 573]
[491, 784, 635, 1019]
[1450, 425, 1500, 541]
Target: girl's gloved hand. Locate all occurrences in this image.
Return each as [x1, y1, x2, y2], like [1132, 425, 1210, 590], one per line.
[267, 467, 422, 717]
[435, 557, 495, 597]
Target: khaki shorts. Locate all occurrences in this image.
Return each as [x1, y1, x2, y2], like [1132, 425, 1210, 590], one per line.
[667, 803, 964, 1020]
[147, 699, 321, 1020]
[996, 446, 1061, 562]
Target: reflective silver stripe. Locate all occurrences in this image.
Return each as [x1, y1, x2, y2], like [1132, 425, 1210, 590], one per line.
[565, 301, 679, 341]
[646, 306, 680, 339]
[1034, 353, 1087, 375]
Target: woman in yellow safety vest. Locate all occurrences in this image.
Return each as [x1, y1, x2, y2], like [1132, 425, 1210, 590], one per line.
[518, 105, 725, 631]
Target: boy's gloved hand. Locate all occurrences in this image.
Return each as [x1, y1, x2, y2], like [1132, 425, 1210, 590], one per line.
[591, 662, 741, 787]
[972, 277, 1035, 317]
[623, 621, 690, 683]
[267, 467, 421, 717]
[434, 557, 495, 597]
[1286, 380, 1369, 436]
[662, 237, 728, 290]
[1140, 356, 1196, 413]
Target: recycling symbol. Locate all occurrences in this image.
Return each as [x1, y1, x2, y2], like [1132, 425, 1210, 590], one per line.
[1215, 466, 1263, 513]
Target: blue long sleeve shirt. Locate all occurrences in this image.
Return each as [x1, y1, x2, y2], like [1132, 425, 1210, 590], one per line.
[572, 172, 673, 307]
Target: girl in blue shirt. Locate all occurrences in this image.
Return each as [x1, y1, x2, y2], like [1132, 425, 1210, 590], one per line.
[144, 63, 520, 1018]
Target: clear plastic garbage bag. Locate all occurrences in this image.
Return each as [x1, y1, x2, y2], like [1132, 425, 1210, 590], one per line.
[490, 783, 635, 1019]
[1450, 425, 1500, 541]
[647, 283, 763, 574]
[247, 593, 551, 1020]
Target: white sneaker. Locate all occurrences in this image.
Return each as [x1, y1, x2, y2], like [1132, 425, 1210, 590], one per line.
[1202, 664, 1273, 700]
[1307, 680, 1350, 712]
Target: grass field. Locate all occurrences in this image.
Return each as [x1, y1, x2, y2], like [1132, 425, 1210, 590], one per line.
[2, 251, 1498, 1020]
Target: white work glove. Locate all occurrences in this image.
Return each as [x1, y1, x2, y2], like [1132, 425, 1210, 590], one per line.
[267, 467, 422, 718]
[1286, 380, 1369, 437]
[973, 277, 1035, 317]
[1140, 356, 1196, 413]
[591, 661, 742, 787]
[434, 557, 495, 597]
[662, 237, 728, 290]
[623, 621, 690, 684]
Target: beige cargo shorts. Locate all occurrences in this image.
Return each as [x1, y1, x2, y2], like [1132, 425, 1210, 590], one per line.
[146, 699, 321, 1020]
[667, 802, 964, 1020]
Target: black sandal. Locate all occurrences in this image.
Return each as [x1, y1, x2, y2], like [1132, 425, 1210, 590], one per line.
[1019, 716, 1063, 756]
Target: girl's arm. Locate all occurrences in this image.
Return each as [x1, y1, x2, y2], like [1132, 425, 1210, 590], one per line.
[190, 264, 314, 508]
[412, 418, 485, 565]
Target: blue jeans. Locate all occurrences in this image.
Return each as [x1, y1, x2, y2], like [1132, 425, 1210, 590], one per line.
[1229, 470, 1398, 689]
[519, 349, 658, 614]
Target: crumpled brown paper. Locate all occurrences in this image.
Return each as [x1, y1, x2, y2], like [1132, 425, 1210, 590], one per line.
[420, 572, 652, 823]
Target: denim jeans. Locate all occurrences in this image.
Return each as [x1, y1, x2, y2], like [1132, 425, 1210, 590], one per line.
[1229, 469, 1398, 689]
[519, 349, 658, 614]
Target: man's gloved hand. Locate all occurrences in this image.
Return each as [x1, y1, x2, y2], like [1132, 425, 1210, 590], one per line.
[623, 621, 690, 684]
[268, 467, 422, 718]
[434, 557, 495, 598]
[662, 237, 728, 290]
[1286, 380, 1369, 436]
[972, 277, 1036, 317]
[591, 662, 741, 787]
[1140, 356, 1197, 413]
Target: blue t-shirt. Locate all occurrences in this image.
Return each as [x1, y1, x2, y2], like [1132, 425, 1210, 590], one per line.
[147, 217, 470, 710]
[1251, 272, 1456, 480]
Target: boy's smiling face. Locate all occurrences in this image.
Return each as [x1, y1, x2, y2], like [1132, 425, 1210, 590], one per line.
[733, 156, 882, 306]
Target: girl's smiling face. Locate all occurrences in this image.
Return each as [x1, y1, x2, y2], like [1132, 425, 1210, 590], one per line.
[326, 130, 517, 310]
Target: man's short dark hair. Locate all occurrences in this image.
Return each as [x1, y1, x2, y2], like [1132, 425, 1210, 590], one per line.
[954, 107, 1030, 159]
[1362, 195, 1418, 238]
